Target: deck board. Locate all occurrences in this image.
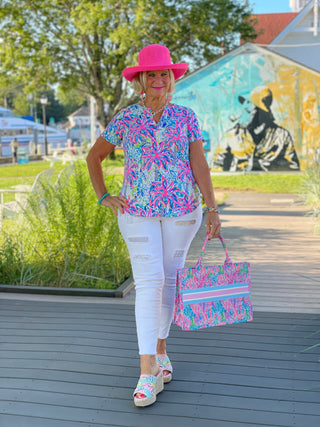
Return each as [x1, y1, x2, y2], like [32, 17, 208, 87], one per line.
[1, 299, 320, 427]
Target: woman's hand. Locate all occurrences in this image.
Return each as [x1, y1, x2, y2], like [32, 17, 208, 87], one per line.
[206, 211, 221, 240]
[101, 195, 129, 216]
[189, 141, 221, 239]
[86, 137, 129, 216]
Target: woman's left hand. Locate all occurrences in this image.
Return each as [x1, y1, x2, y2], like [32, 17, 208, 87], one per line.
[206, 212, 221, 240]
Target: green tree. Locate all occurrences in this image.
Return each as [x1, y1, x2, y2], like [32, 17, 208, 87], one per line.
[0, 77, 69, 123]
[0, 78, 24, 111]
[12, 92, 30, 117]
[56, 85, 87, 117]
[35, 88, 67, 125]
[0, 0, 256, 131]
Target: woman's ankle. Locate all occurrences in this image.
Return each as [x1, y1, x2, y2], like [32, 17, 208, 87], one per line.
[140, 354, 160, 377]
[140, 366, 160, 377]
[156, 338, 166, 355]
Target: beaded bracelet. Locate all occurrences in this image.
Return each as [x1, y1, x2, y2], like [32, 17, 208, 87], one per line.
[98, 192, 110, 205]
[206, 206, 219, 214]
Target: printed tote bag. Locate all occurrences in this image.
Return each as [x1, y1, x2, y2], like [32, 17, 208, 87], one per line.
[174, 235, 253, 331]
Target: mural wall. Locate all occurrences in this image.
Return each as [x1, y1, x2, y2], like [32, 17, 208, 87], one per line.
[173, 48, 320, 171]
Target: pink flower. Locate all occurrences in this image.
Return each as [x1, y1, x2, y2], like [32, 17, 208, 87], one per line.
[177, 159, 194, 183]
[149, 176, 181, 209]
[141, 139, 172, 171]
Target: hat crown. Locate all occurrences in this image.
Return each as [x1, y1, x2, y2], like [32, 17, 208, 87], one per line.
[122, 44, 188, 82]
[138, 44, 172, 68]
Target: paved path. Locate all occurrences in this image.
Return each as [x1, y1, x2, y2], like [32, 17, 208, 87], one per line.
[186, 192, 320, 314]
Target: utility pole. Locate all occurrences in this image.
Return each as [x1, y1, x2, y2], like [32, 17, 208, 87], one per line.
[90, 96, 96, 146]
[40, 95, 48, 155]
[314, 0, 319, 36]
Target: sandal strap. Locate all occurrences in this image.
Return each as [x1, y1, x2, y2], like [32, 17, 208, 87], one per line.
[156, 354, 173, 373]
[133, 375, 156, 398]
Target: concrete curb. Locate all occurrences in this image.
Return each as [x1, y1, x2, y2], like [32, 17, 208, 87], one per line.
[0, 276, 134, 298]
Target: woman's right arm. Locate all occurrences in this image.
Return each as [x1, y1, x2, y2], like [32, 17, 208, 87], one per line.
[86, 136, 128, 215]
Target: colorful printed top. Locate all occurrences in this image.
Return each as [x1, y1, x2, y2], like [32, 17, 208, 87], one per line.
[101, 103, 203, 217]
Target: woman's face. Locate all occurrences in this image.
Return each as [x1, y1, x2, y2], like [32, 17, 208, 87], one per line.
[145, 69, 170, 97]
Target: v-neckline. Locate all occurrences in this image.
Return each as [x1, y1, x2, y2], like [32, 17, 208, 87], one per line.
[137, 103, 171, 126]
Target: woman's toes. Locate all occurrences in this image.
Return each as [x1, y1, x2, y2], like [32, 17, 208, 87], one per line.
[136, 392, 146, 399]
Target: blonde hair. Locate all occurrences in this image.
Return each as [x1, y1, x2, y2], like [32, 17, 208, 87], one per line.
[132, 69, 175, 96]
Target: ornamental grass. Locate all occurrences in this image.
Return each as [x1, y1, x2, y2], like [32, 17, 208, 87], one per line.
[0, 161, 131, 288]
[301, 161, 320, 232]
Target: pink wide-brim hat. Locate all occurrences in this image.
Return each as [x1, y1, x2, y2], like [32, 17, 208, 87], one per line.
[122, 44, 188, 82]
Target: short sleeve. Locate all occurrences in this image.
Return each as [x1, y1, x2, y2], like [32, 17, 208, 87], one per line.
[100, 109, 126, 146]
[187, 108, 203, 143]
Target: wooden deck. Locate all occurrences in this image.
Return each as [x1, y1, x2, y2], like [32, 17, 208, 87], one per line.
[1, 192, 320, 426]
[0, 300, 320, 427]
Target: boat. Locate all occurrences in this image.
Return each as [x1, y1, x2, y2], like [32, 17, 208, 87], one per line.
[0, 107, 67, 157]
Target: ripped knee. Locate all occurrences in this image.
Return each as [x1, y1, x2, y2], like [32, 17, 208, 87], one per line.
[128, 236, 149, 243]
[174, 249, 185, 258]
[133, 254, 151, 261]
[127, 236, 151, 262]
[175, 219, 197, 226]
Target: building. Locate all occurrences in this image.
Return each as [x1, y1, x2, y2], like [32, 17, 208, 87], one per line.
[248, 1, 320, 73]
[269, 0, 320, 72]
[245, 13, 298, 46]
[290, 0, 312, 12]
[173, 43, 320, 172]
[64, 106, 100, 144]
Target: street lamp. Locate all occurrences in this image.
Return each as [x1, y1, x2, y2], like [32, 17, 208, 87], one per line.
[40, 94, 48, 155]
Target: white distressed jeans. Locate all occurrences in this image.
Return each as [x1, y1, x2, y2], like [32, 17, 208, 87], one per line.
[118, 206, 202, 355]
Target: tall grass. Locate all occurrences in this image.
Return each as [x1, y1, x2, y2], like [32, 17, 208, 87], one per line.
[301, 161, 320, 231]
[0, 161, 131, 288]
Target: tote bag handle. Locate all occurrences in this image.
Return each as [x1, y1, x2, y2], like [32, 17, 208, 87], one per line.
[195, 234, 231, 269]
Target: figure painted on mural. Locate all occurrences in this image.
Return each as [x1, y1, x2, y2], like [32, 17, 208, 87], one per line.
[248, 87, 300, 171]
[213, 86, 300, 172]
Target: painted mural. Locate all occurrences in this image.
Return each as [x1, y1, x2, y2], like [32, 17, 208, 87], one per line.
[173, 46, 320, 171]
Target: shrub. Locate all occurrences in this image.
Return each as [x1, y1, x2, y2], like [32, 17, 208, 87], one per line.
[0, 161, 131, 288]
[301, 161, 320, 231]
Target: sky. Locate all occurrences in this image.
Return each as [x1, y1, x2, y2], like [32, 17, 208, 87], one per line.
[249, 0, 292, 14]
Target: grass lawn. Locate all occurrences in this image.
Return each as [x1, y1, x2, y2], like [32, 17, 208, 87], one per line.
[0, 162, 64, 179]
[212, 173, 304, 194]
[0, 153, 125, 192]
[0, 162, 65, 189]
[0, 157, 304, 194]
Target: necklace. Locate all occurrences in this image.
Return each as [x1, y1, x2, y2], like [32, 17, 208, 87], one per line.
[141, 97, 167, 116]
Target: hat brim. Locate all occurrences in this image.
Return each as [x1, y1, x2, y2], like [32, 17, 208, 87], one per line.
[122, 63, 189, 82]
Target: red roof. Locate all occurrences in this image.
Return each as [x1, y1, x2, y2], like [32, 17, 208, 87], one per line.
[243, 13, 298, 45]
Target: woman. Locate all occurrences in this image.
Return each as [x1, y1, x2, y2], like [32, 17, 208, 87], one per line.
[87, 44, 221, 407]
